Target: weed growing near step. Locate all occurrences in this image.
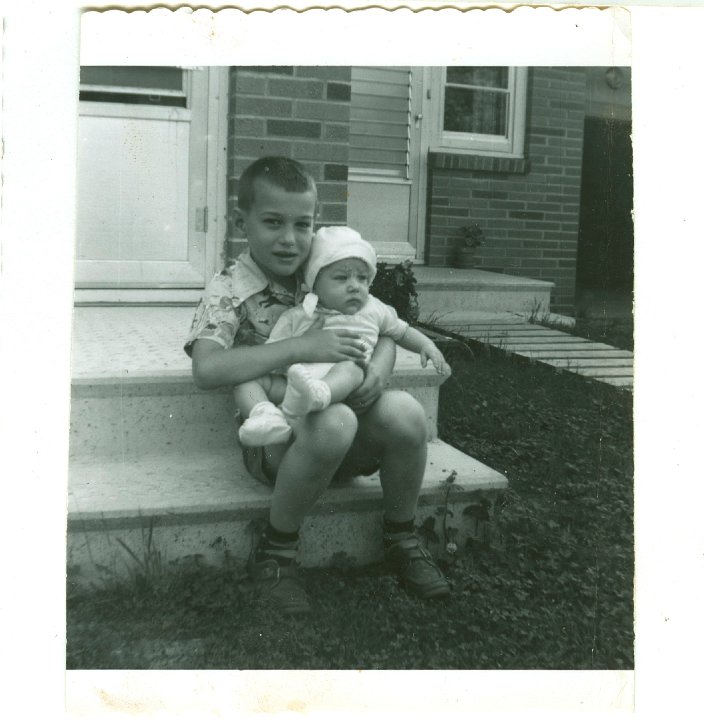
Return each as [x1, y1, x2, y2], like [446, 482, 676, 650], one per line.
[66, 340, 633, 670]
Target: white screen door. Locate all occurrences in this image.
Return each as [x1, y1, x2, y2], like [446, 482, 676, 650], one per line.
[75, 67, 219, 291]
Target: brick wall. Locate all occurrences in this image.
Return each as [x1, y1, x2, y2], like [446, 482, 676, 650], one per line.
[426, 67, 587, 313]
[226, 66, 352, 263]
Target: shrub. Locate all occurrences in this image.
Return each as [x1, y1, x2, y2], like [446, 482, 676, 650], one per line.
[371, 259, 419, 323]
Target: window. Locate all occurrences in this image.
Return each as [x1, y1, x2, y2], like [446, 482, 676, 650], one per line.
[430, 66, 527, 157]
[79, 66, 188, 108]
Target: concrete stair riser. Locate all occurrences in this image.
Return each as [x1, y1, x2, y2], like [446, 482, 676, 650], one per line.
[417, 288, 552, 315]
[70, 374, 443, 459]
[68, 493, 505, 590]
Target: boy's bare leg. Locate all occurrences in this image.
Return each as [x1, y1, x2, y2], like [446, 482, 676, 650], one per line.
[335, 389, 451, 599]
[267, 403, 358, 532]
[340, 389, 427, 520]
[247, 403, 358, 615]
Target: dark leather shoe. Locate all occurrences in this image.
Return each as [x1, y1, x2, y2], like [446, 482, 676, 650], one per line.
[248, 556, 311, 616]
[385, 532, 451, 599]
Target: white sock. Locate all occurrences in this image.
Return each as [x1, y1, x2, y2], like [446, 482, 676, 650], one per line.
[281, 364, 332, 418]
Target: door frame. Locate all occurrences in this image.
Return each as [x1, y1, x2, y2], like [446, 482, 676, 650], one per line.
[74, 66, 229, 305]
[409, 66, 433, 263]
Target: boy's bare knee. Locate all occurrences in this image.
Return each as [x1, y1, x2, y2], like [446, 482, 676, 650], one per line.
[318, 403, 359, 447]
[298, 403, 358, 457]
[380, 392, 427, 445]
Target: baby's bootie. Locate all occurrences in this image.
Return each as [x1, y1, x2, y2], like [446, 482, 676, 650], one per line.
[238, 401, 292, 447]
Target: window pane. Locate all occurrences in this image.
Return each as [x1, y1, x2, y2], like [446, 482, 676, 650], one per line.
[446, 67, 508, 89]
[444, 87, 508, 135]
[80, 66, 183, 91]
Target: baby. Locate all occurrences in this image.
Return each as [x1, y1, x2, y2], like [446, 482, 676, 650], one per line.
[235, 226, 447, 447]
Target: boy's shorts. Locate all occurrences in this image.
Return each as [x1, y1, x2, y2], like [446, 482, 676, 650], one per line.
[238, 414, 380, 487]
[242, 444, 278, 487]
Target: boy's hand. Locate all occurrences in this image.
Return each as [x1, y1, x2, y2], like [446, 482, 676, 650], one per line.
[420, 343, 449, 375]
[296, 317, 368, 363]
[346, 363, 386, 415]
[346, 335, 395, 415]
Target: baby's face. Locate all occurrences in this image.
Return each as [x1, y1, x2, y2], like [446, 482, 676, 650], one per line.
[313, 258, 371, 315]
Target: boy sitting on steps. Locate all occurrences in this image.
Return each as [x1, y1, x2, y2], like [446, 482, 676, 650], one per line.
[236, 225, 447, 447]
[185, 156, 451, 616]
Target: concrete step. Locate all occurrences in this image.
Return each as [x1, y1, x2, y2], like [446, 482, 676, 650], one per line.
[70, 347, 448, 460]
[70, 306, 449, 454]
[414, 268, 553, 315]
[67, 345, 502, 589]
[67, 305, 510, 588]
[67, 439, 508, 588]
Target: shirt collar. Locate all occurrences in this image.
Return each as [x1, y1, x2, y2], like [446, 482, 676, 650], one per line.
[232, 249, 305, 303]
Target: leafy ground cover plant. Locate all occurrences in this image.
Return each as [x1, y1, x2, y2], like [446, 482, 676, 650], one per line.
[66, 338, 633, 670]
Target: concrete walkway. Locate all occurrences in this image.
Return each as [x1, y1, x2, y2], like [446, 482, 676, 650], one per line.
[424, 310, 633, 390]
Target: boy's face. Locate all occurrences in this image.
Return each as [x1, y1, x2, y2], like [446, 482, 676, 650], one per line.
[237, 179, 317, 282]
[313, 258, 371, 315]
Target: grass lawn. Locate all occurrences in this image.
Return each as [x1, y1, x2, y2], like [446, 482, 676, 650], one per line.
[66, 336, 634, 670]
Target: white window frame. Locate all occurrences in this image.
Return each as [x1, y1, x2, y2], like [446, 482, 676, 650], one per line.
[429, 66, 528, 158]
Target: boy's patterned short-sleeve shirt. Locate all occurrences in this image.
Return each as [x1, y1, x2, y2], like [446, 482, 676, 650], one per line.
[184, 250, 306, 356]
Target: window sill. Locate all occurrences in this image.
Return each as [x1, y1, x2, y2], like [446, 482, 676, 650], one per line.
[429, 151, 529, 175]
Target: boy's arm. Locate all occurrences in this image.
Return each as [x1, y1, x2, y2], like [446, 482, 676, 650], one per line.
[191, 321, 369, 389]
[191, 337, 304, 389]
[397, 326, 448, 375]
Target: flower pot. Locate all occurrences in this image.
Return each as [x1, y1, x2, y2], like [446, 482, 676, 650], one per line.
[453, 246, 479, 269]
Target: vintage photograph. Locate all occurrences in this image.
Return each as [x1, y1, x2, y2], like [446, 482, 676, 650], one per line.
[66, 60, 634, 672]
[9, 3, 704, 717]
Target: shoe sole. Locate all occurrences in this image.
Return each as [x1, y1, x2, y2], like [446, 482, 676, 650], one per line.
[403, 580, 452, 600]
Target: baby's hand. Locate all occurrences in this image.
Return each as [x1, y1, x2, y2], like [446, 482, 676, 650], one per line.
[420, 343, 448, 375]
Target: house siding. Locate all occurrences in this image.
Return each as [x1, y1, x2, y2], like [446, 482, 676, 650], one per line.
[226, 67, 351, 263]
[426, 67, 587, 313]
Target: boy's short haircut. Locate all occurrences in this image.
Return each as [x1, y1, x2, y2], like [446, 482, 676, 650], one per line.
[238, 156, 317, 211]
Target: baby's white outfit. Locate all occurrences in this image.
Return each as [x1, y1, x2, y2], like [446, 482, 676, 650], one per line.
[266, 294, 409, 378]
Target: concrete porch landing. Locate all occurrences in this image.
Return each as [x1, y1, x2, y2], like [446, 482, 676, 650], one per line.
[413, 266, 553, 316]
